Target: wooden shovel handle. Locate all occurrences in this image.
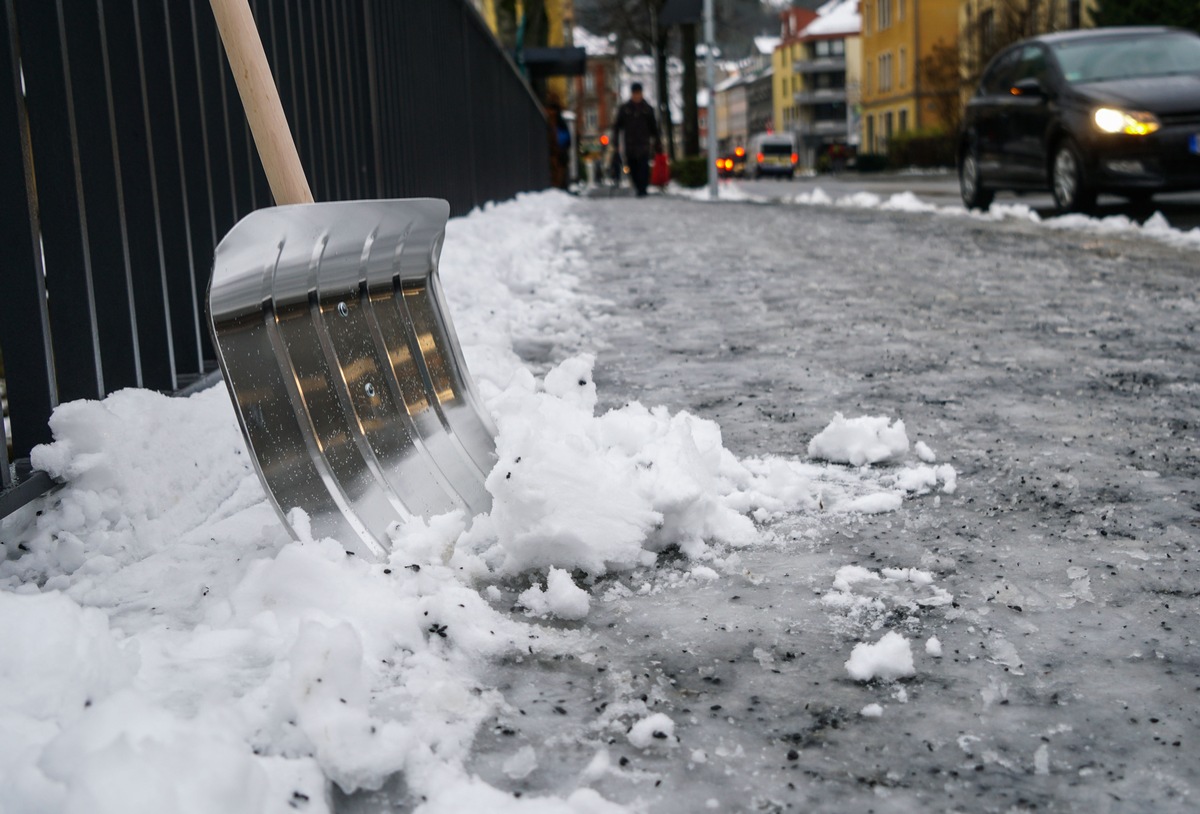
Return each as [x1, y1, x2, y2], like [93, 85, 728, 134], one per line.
[209, 0, 313, 205]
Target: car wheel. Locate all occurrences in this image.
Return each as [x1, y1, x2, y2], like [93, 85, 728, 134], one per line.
[959, 147, 994, 211]
[1051, 139, 1096, 213]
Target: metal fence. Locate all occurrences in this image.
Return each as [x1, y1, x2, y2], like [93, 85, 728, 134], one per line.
[0, 0, 551, 490]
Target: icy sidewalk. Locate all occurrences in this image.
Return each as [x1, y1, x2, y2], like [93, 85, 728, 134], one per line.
[3, 189, 1199, 813]
[526, 194, 1199, 813]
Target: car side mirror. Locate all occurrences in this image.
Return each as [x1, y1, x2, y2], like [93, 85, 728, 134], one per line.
[1010, 77, 1046, 98]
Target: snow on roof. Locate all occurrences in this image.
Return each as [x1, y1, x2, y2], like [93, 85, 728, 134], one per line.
[754, 36, 781, 55]
[802, 0, 861, 38]
[573, 26, 616, 57]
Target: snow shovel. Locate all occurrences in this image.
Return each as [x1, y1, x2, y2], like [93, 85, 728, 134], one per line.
[206, 0, 496, 559]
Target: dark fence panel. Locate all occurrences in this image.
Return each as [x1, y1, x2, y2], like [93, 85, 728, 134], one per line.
[0, 0, 550, 471]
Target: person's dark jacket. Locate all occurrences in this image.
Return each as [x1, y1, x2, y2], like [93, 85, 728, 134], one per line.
[612, 99, 660, 160]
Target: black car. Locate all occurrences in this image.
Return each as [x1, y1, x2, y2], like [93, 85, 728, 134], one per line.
[958, 27, 1200, 212]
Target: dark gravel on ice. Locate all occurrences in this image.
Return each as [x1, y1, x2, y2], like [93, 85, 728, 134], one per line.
[349, 196, 1200, 813]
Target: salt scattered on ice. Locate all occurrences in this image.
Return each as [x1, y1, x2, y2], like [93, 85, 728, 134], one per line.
[627, 713, 677, 748]
[518, 568, 591, 620]
[845, 632, 916, 682]
[808, 413, 909, 466]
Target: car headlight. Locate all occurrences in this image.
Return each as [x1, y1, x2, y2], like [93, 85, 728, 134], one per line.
[1094, 107, 1161, 136]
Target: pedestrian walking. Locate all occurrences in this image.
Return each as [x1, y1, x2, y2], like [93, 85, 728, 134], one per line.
[611, 82, 661, 197]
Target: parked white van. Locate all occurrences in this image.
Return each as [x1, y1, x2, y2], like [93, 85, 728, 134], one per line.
[747, 132, 798, 179]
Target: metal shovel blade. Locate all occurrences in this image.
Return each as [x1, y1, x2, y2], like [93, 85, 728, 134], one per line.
[209, 198, 496, 559]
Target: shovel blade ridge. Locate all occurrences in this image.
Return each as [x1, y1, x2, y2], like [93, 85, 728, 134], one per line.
[208, 198, 496, 558]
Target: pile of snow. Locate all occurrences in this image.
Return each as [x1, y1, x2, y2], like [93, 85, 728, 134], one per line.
[789, 186, 1200, 252]
[0, 191, 954, 813]
[667, 180, 765, 204]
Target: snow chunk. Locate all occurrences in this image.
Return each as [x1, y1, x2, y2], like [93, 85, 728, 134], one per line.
[502, 745, 538, 779]
[518, 568, 591, 620]
[860, 704, 884, 718]
[914, 441, 936, 463]
[837, 492, 904, 514]
[627, 713, 676, 748]
[845, 632, 915, 682]
[926, 636, 944, 657]
[808, 414, 909, 466]
[832, 565, 881, 592]
[892, 464, 957, 495]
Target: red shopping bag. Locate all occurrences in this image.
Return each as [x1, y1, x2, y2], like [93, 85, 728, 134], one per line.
[651, 152, 670, 187]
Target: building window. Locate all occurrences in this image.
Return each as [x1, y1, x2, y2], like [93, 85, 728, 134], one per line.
[884, 110, 894, 147]
[864, 0, 871, 34]
[980, 9, 997, 55]
[584, 73, 595, 94]
[898, 0, 905, 22]
[899, 48, 907, 88]
[899, 108, 908, 132]
[866, 62, 873, 95]
[831, 39, 845, 57]
[879, 52, 893, 92]
[867, 115, 875, 152]
[878, 0, 891, 31]
[586, 106, 598, 132]
[816, 40, 830, 57]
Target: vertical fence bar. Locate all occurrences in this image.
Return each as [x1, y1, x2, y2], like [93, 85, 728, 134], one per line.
[160, 0, 209, 375]
[14, 0, 105, 404]
[99, 0, 178, 391]
[362, 0, 383, 199]
[0, 0, 57, 460]
[3, 0, 552, 476]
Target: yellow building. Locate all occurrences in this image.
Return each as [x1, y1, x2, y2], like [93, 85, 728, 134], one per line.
[472, 0, 575, 104]
[859, 0, 960, 154]
[772, 7, 819, 140]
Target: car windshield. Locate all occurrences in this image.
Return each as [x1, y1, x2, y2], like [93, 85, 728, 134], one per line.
[761, 143, 792, 155]
[1052, 32, 1200, 84]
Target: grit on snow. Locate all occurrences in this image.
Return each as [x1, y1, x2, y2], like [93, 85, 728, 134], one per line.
[4, 187, 1200, 813]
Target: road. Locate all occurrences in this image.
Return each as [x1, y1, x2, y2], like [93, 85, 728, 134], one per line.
[734, 171, 1200, 231]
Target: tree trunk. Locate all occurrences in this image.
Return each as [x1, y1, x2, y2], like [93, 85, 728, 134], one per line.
[681, 23, 699, 156]
[655, 28, 675, 158]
